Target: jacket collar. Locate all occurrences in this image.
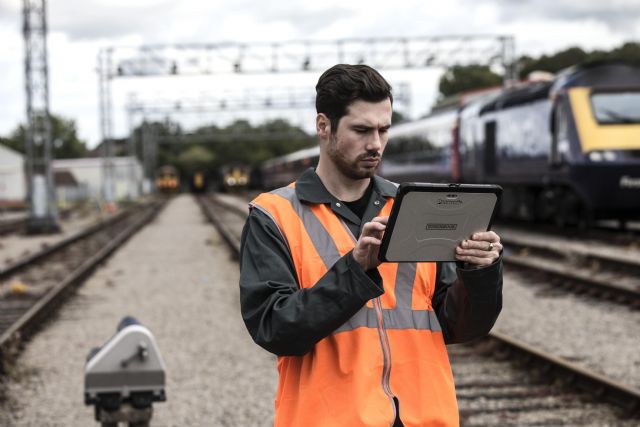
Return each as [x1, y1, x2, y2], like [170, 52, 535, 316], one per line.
[295, 167, 397, 204]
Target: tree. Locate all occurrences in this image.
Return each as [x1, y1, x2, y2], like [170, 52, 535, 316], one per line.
[392, 110, 408, 124]
[133, 117, 314, 179]
[2, 114, 87, 158]
[605, 42, 640, 66]
[518, 47, 588, 79]
[517, 43, 640, 79]
[176, 145, 216, 174]
[186, 118, 313, 169]
[438, 65, 502, 98]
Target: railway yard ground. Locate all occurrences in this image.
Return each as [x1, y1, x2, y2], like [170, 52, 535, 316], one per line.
[0, 204, 110, 270]
[1, 193, 639, 426]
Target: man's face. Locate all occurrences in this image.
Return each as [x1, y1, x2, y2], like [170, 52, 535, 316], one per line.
[325, 99, 392, 180]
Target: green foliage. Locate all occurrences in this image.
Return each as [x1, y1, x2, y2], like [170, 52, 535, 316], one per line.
[131, 117, 315, 178]
[518, 47, 588, 78]
[517, 42, 640, 79]
[391, 110, 408, 124]
[176, 145, 216, 173]
[438, 65, 502, 98]
[1, 114, 87, 158]
[438, 42, 640, 99]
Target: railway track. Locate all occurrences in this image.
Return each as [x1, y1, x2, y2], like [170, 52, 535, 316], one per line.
[200, 192, 640, 424]
[0, 200, 165, 372]
[498, 227, 640, 308]
[0, 217, 26, 236]
[497, 219, 640, 251]
[0, 207, 77, 236]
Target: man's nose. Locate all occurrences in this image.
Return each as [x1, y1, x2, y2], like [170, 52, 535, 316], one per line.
[366, 131, 383, 152]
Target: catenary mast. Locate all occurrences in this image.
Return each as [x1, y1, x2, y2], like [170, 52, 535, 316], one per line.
[23, 0, 59, 233]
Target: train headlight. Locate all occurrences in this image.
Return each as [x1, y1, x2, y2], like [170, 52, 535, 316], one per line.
[588, 150, 618, 162]
[589, 151, 603, 162]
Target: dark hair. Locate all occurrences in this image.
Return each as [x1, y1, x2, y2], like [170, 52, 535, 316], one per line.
[315, 64, 393, 133]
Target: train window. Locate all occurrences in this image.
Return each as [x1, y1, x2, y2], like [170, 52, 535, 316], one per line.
[591, 91, 640, 124]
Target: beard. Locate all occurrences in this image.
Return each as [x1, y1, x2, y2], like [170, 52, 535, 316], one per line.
[326, 134, 381, 180]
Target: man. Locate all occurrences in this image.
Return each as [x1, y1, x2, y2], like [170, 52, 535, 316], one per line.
[239, 64, 503, 427]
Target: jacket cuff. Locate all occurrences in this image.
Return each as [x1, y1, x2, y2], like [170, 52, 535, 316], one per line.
[455, 256, 503, 294]
[345, 251, 385, 299]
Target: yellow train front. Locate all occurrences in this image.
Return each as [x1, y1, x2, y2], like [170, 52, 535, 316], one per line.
[155, 166, 180, 194]
[220, 165, 250, 193]
[189, 170, 209, 194]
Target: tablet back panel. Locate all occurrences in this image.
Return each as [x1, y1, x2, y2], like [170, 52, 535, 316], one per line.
[384, 191, 497, 262]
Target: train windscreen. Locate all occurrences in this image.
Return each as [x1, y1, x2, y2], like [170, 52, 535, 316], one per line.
[591, 91, 640, 124]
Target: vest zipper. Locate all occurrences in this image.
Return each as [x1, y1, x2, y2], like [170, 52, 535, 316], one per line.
[374, 297, 397, 423]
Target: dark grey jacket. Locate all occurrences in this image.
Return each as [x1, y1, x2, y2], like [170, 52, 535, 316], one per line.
[239, 169, 503, 356]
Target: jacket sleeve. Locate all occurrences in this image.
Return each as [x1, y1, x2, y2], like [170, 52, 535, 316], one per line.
[432, 259, 503, 344]
[239, 208, 384, 356]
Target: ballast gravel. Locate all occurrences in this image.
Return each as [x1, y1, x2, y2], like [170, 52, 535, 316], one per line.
[494, 268, 640, 389]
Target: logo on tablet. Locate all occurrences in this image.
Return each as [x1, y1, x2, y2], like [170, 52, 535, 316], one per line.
[426, 223, 458, 230]
[436, 198, 463, 205]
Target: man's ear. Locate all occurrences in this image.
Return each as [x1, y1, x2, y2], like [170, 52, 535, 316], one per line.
[316, 113, 331, 140]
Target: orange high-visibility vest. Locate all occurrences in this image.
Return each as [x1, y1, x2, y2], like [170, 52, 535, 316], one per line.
[252, 184, 458, 427]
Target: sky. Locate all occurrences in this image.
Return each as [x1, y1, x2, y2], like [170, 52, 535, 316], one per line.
[0, 0, 639, 148]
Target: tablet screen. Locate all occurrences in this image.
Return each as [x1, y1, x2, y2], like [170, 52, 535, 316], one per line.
[379, 183, 501, 262]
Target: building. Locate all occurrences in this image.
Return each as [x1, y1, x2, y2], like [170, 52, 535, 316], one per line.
[54, 169, 88, 206]
[52, 157, 143, 201]
[0, 143, 26, 206]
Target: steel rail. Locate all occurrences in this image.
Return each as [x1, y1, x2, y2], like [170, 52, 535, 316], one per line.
[488, 331, 640, 414]
[505, 254, 640, 303]
[196, 196, 241, 259]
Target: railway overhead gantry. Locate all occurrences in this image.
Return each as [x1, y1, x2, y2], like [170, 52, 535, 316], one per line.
[98, 35, 516, 201]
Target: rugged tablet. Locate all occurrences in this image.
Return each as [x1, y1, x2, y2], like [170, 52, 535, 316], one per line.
[378, 183, 502, 262]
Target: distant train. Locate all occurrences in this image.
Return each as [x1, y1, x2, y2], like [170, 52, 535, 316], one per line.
[155, 165, 180, 194]
[260, 62, 640, 225]
[189, 170, 209, 194]
[220, 165, 251, 193]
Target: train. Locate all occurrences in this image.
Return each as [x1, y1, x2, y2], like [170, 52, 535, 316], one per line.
[189, 170, 209, 193]
[153, 164, 251, 194]
[155, 165, 180, 194]
[220, 165, 251, 193]
[259, 147, 320, 190]
[259, 61, 640, 226]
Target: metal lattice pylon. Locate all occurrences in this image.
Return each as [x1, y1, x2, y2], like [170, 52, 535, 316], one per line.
[23, 0, 59, 233]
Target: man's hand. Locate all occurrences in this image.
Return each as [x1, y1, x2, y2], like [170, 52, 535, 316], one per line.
[352, 216, 388, 271]
[455, 231, 502, 267]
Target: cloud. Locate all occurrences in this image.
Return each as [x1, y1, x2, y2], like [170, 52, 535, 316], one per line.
[0, 0, 18, 17]
[247, 4, 353, 36]
[47, 0, 181, 41]
[488, 0, 640, 34]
